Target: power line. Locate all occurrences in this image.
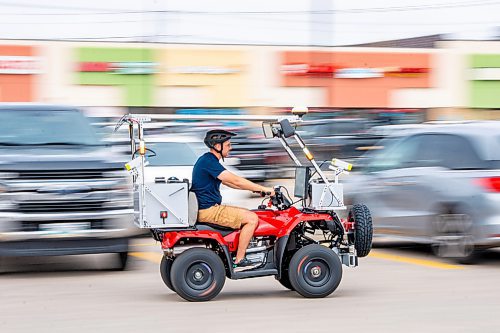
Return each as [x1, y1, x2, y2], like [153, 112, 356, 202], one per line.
[1, 10, 498, 27]
[0, 1, 121, 12]
[0, 0, 499, 16]
[333, 0, 500, 13]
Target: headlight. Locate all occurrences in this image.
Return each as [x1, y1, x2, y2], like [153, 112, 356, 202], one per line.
[103, 170, 128, 178]
[0, 200, 15, 210]
[0, 172, 18, 180]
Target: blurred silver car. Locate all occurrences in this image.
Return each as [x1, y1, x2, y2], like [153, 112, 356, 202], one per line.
[143, 136, 248, 204]
[345, 121, 500, 263]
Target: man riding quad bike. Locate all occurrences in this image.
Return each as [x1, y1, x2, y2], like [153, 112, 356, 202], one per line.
[121, 112, 373, 302]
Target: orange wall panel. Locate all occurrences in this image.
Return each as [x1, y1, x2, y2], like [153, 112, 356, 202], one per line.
[0, 45, 36, 102]
[281, 51, 432, 107]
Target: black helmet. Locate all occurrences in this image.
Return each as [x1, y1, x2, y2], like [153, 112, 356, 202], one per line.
[203, 129, 236, 149]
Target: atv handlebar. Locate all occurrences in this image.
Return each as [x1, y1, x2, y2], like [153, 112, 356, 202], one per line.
[254, 191, 272, 197]
[254, 186, 292, 210]
[272, 186, 292, 209]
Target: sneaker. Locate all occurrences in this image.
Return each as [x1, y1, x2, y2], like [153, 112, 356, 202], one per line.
[233, 258, 257, 271]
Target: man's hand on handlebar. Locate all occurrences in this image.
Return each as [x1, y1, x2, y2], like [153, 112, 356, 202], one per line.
[254, 186, 292, 210]
[253, 187, 275, 197]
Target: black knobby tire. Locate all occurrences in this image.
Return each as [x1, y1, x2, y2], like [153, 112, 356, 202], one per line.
[288, 244, 343, 298]
[160, 256, 175, 291]
[350, 204, 373, 257]
[170, 248, 226, 302]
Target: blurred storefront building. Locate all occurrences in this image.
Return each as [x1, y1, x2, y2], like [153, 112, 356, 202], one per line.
[0, 39, 499, 121]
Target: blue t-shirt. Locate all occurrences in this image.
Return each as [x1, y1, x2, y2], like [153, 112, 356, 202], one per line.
[191, 152, 226, 209]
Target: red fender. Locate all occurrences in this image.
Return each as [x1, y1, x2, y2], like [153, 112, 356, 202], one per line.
[276, 210, 334, 237]
[161, 230, 229, 249]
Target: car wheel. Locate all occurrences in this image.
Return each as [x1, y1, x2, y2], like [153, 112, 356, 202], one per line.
[170, 248, 226, 302]
[432, 212, 480, 264]
[115, 252, 128, 270]
[288, 244, 342, 298]
[349, 204, 373, 257]
[160, 256, 175, 291]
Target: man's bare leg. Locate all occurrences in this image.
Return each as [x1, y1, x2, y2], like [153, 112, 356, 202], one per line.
[235, 213, 258, 263]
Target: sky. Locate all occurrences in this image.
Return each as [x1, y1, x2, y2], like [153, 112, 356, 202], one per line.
[0, 0, 499, 46]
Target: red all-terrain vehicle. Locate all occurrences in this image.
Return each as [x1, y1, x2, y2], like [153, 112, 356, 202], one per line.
[119, 110, 373, 302]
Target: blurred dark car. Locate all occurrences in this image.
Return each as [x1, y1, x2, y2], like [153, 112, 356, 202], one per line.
[296, 118, 383, 163]
[228, 127, 292, 181]
[345, 121, 500, 263]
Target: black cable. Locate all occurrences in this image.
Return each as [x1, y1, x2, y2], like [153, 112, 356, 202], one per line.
[309, 160, 328, 179]
[279, 185, 294, 205]
[133, 148, 157, 158]
[327, 186, 342, 207]
[3, 1, 495, 15]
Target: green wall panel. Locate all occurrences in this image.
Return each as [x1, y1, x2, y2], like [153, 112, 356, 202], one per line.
[469, 54, 500, 108]
[75, 47, 155, 106]
[470, 54, 500, 68]
[470, 81, 500, 108]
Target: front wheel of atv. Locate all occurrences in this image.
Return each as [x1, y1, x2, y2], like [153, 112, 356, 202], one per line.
[288, 244, 342, 298]
[170, 248, 226, 302]
[160, 256, 174, 291]
[349, 204, 373, 257]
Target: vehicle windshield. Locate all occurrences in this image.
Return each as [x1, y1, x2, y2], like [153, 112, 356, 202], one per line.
[364, 135, 500, 171]
[491, 136, 500, 160]
[0, 109, 103, 146]
[147, 142, 199, 166]
[361, 138, 405, 172]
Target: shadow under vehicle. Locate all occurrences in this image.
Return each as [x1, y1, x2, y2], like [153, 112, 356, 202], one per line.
[0, 104, 134, 270]
[345, 121, 500, 263]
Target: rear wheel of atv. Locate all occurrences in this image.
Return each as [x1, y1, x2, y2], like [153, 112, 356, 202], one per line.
[288, 244, 342, 298]
[170, 248, 225, 302]
[349, 204, 373, 257]
[160, 256, 175, 291]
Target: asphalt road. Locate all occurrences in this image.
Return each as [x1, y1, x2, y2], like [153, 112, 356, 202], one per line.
[1, 192, 500, 333]
[1, 238, 500, 333]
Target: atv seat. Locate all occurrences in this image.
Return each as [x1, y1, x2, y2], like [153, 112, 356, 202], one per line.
[188, 192, 237, 237]
[195, 222, 236, 237]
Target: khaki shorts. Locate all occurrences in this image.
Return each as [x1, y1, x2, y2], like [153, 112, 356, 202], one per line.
[197, 204, 247, 229]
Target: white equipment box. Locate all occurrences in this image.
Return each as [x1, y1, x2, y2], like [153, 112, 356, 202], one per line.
[134, 181, 189, 228]
[310, 182, 345, 210]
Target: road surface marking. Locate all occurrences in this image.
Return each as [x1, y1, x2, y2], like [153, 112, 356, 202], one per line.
[369, 250, 464, 270]
[130, 251, 162, 264]
[132, 242, 159, 247]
